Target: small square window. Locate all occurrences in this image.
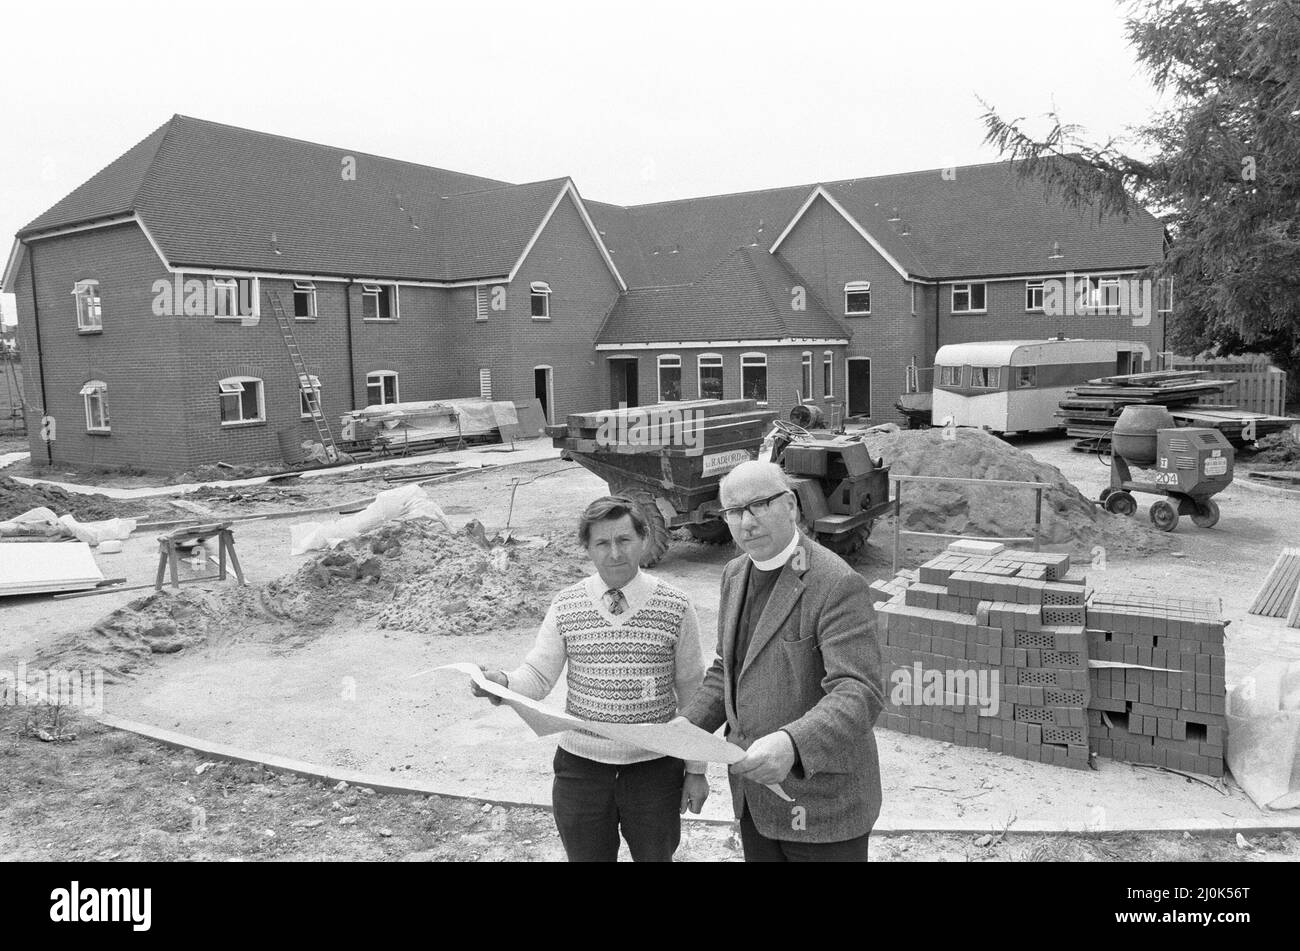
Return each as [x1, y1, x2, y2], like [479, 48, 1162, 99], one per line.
[952, 283, 987, 314]
[530, 282, 551, 319]
[219, 377, 264, 424]
[362, 284, 395, 320]
[844, 281, 871, 316]
[1026, 281, 1045, 312]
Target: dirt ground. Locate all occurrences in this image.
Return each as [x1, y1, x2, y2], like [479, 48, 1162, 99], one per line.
[4, 435, 1300, 848]
[3, 705, 1298, 862]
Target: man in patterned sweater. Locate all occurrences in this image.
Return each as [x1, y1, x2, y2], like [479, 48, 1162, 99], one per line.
[472, 496, 710, 862]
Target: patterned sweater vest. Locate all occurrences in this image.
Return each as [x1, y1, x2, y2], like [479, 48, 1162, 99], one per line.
[554, 581, 689, 725]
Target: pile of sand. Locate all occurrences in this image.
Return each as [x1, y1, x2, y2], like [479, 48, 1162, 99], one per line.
[0, 476, 146, 522]
[856, 429, 1173, 556]
[52, 518, 589, 676]
[1241, 430, 1300, 471]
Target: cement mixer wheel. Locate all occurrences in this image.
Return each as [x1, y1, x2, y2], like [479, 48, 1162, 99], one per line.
[1149, 499, 1179, 532]
[1104, 491, 1136, 517]
[1191, 499, 1220, 529]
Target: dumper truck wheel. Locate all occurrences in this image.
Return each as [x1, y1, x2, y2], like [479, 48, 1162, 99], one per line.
[624, 490, 671, 567]
[1191, 499, 1220, 528]
[1149, 499, 1179, 532]
[687, 520, 732, 545]
[818, 523, 873, 560]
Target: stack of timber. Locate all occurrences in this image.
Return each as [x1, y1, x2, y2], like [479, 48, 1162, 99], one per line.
[1248, 548, 1300, 628]
[1057, 370, 1293, 450]
[547, 399, 776, 457]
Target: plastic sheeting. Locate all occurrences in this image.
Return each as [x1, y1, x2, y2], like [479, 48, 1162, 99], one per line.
[0, 507, 136, 546]
[290, 484, 450, 554]
[1225, 660, 1300, 810]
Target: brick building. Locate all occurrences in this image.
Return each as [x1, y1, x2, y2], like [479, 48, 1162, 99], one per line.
[2, 116, 1166, 471]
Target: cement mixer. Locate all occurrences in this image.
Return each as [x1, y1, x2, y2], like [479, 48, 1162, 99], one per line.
[1100, 405, 1234, 532]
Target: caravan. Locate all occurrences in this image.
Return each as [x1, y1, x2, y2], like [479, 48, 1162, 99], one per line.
[932, 338, 1147, 434]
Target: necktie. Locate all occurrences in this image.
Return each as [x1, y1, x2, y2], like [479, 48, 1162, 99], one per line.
[606, 588, 626, 616]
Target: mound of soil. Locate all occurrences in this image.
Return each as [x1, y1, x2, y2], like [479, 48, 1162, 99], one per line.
[0, 476, 147, 522]
[52, 518, 590, 677]
[856, 429, 1173, 556]
[1240, 430, 1300, 471]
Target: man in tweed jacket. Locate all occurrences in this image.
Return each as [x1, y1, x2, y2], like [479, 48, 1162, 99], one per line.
[684, 461, 885, 861]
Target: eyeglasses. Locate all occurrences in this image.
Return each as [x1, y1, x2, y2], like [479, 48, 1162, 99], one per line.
[718, 490, 790, 524]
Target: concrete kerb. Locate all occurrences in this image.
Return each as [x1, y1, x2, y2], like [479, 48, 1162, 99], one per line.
[91, 714, 1300, 836]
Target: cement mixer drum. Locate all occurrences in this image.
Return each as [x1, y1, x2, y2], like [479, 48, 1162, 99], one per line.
[1112, 404, 1176, 464]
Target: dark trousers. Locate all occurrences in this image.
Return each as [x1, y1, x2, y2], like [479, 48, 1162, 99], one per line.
[551, 747, 684, 862]
[738, 806, 870, 862]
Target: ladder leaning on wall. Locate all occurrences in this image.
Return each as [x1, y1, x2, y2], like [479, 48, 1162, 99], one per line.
[263, 291, 340, 463]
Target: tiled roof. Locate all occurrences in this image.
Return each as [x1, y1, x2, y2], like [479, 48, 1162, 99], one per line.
[17, 117, 1165, 289]
[596, 246, 848, 345]
[19, 115, 564, 283]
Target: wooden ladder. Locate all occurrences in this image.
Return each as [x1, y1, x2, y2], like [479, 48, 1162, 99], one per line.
[264, 290, 340, 462]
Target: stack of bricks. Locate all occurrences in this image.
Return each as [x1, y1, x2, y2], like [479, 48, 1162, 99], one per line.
[873, 545, 1093, 770]
[1085, 594, 1226, 777]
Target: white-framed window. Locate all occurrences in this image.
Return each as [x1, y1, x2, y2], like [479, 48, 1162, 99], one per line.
[293, 281, 317, 319]
[910, 282, 916, 316]
[741, 352, 768, 405]
[218, 376, 265, 425]
[970, 366, 1000, 388]
[361, 283, 397, 320]
[479, 369, 492, 400]
[1025, 280, 1045, 312]
[367, 371, 399, 406]
[658, 355, 682, 402]
[844, 280, 871, 316]
[1095, 277, 1122, 313]
[212, 278, 239, 318]
[801, 352, 813, 398]
[72, 280, 102, 331]
[299, 375, 322, 417]
[530, 281, 551, 319]
[952, 283, 987, 314]
[938, 365, 963, 387]
[80, 380, 109, 432]
[698, 353, 724, 401]
[823, 351, 834, 398]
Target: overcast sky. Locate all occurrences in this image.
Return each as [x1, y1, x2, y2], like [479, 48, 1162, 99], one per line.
[0, 0, 1168, 325]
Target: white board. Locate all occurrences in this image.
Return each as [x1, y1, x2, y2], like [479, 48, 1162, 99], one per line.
[0, 542, 104, 596]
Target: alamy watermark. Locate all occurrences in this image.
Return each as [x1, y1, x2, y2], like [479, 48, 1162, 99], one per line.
[1041, 272, 1172, 327]
[889, 662, 1001, 716]
[0, 662, 104, 715]
[595, 403, 706, 450]
[151, 275, 260, 326]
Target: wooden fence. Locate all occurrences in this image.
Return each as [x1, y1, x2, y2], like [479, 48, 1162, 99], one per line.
[1170, 357, 1289, 415]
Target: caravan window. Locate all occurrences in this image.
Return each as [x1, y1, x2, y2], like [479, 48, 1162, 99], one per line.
[938, 365, 962, 387]
[1016, 366, 1037, 389]
[970, 366, 999, 388]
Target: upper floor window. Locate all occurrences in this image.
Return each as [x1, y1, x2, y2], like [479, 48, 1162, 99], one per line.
[299, 375, 322, 417]
[361, 283, 397, 320]
[218, 376, 264, 425]
[844, 281, 871, 316]
[801, 352, 813, 398]
[367, 370, 399, 406]
[1095, 277, 1122, 313]
[81, 380, 109, 432]
[530, 282, 551, 319]
[658, 355, 682, 402]
[823, 351, 834, 398]
[952, 283, 987, 314]
[212, 278, 240, 318]
[73, 280, 102, 331]
[1025, 280, 1045, 312]
[294, 281, 317, 319]
[910, 282, 916, 316]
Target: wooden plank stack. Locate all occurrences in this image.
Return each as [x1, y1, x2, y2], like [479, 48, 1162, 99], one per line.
[1248, 548, 1300, 628]
[1057, 370, 1294, 450]
[548, 399, 776, 457]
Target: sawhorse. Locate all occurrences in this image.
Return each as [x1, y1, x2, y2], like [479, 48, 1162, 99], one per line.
[155, 522, 246, 591]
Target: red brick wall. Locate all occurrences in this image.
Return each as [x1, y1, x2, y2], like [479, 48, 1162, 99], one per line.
[9, 223, 185, 471]
[774, 196, 922, 421]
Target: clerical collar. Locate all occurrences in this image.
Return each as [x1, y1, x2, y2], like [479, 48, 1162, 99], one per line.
[748, 533, 801, 572]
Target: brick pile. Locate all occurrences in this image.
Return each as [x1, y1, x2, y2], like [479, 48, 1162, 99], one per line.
[871, 543, 1229, 777]
[872, 546, 1093, 770]
[1086, 594, 1226, 777]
